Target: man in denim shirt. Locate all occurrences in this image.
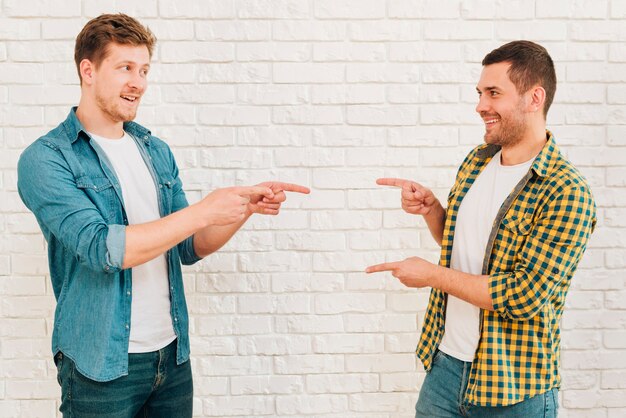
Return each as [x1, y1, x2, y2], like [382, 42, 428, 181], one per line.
[17, 14, 309, 417]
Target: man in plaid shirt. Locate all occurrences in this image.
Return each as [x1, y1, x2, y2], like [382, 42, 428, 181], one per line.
[367, 41, 596, 417]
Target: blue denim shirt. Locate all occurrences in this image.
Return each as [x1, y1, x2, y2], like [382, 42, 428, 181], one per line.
[17, 108, 201, 382]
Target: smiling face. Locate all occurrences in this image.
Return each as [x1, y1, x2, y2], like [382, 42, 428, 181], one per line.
[89, 42, 150, 124]
[475, 62, 530, 148]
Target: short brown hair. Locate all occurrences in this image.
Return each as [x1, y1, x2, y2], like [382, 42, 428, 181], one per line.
[74, 13, 156, 83]
[482, 40, 557, 118]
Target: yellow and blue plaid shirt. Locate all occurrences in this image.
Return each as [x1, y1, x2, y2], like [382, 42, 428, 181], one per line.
[416, 131, 596, 407]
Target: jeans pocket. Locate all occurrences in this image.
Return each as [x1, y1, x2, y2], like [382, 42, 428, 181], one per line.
[552, 389, 559, 417]
[54, 352, 64, 386]
[432, 349, 445, 365]
[544, 388, 558, 418]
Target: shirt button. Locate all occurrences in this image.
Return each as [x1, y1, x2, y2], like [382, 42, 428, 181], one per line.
[104, 265, 110, 271]
[125, 324, 129, 329]
[143, 135, 148, 140]
[159, 184, 163, 188]
[174, 317, 178, 322]
[127, 291, 131, 296]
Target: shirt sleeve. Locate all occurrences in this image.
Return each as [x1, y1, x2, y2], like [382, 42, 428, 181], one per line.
[18, 142, 125, 274]
[488, 183, 596, 321]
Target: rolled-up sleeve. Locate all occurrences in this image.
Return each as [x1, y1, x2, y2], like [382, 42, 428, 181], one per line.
[105, 224, 126, 271]
[18, 142, 126, 274]
[178, 235, 201, 265]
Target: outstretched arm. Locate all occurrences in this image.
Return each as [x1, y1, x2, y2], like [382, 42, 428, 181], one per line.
[124, 185, 274, 268]
[192, 181, 311, 258]
[366, 257, 493, 310]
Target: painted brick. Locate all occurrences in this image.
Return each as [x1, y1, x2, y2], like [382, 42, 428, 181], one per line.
[1, 5, 624, 417]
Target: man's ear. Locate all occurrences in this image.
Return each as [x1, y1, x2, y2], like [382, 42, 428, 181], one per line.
[79, 59, 95, 86]
[528, 85, 546, 114]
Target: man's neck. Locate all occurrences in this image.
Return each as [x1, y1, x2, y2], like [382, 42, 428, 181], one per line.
[76, 98, 124, 139]
[500, 123, 547, 166]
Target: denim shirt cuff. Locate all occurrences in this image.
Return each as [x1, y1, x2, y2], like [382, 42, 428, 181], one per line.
[180, 235, 202, 265]
[105, 224, 126, 273]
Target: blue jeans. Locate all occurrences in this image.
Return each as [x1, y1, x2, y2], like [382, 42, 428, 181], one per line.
[55, 340, 192, 418]
[416, 350, 558, 418]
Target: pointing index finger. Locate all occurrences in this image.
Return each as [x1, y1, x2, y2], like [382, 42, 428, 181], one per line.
[376, 178, 412, 189]
[271, 182, 311, 194]
[365, 262, 399, 274]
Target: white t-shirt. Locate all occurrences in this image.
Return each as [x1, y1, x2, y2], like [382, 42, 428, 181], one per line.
[438, 150, 534, 362]
[90, 131, 176, 353]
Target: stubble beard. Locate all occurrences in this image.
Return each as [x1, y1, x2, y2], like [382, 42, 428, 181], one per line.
[483, 101, 528, 148]
[95, 90, 138, 124]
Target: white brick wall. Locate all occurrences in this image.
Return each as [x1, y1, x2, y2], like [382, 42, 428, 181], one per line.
[1, 1, 625, 416]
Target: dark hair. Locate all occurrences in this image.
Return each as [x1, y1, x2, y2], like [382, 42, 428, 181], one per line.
[74, 13, 156, 83]
[482, 40, 556, 118]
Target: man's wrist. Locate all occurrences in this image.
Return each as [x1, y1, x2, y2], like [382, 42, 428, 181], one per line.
[427, 263, 444, 290]
[424, 200, 443, 221]
[191, 202, 214, 229]
[244, 205, 255, 218]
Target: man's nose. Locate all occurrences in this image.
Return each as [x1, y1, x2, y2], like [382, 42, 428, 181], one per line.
[475, 95, 488, 114]
[128, 71, 145, 91]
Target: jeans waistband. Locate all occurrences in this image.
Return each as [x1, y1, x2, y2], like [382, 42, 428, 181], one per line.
[129, 338, 177, 359]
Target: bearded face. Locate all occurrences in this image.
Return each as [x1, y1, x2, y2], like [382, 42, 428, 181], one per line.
[90, 43, 149, 124]
[479, 96, 529, 148]
[475, 62, 532, 149]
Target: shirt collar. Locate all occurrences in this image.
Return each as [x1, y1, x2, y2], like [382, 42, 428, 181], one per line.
[474, 130, 559, 179]
[63, 107, 152, 145]
[530, 130, 559, 178]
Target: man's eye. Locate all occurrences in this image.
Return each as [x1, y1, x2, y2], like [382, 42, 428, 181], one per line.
[490, 91, 498, 96]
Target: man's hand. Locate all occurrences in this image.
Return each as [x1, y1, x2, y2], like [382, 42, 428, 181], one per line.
[366, 257, 494, 310]
[365, 256, 437, 288]
[201, 186, 274, 226]
[248, 182, 311, 216]
[376, 178, 439, 216]
[191, 182, 310, 257]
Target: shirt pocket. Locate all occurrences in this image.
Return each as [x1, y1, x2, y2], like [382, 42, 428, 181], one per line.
[75, 175, 118, 221]
[501, 216, 533, 235]
[493, 216, 534, 269]
[157, 175, 175, 215]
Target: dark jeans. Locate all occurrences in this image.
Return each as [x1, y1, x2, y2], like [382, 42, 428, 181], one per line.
[55, 340, 192, 418]
[416, 350, 558, 418]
